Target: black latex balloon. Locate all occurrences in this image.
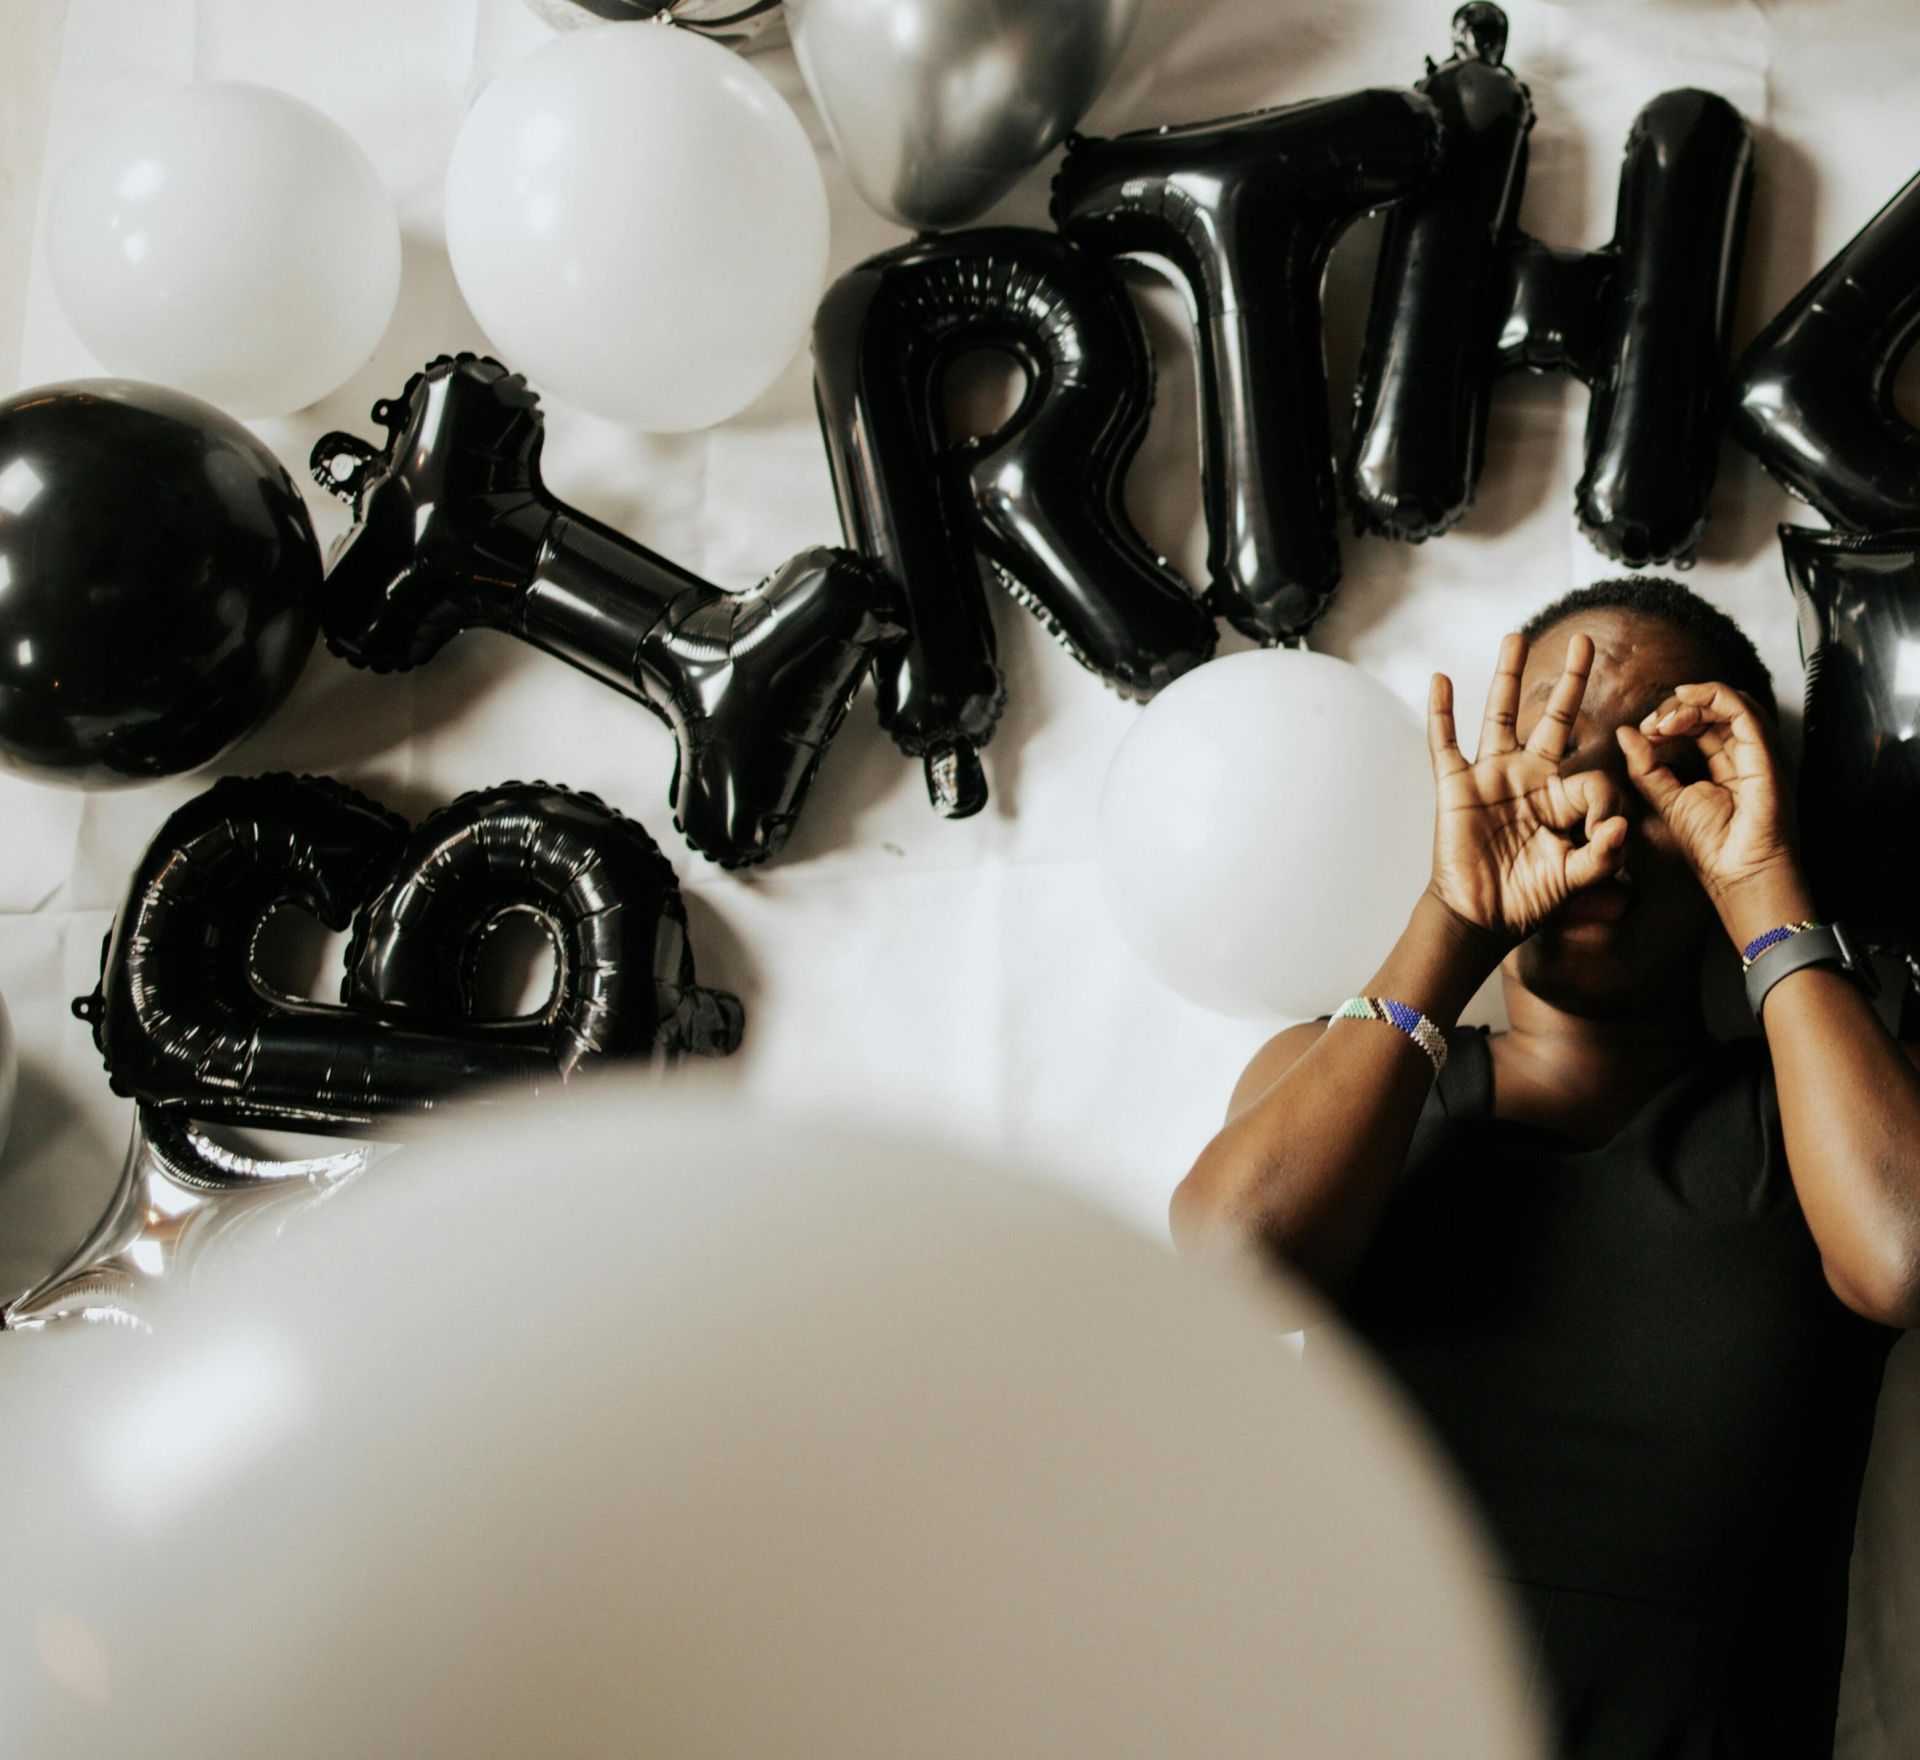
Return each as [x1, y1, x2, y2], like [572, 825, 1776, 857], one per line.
[812, 226, 1217, 818]
[1732, 169, 1920, 532]
[1780, 525, 1920, 957]
[311, 355, 899, 868]
[1052, 88, 1443, 642]
[73, 773, 741, 1132]
[1347, 9, 1752, 567]
[1345, 4, 1533, 541]
[0, 378, 320, 786]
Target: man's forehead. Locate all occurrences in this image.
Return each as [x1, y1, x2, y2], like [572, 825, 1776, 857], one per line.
[1521, 671, 1669, 713]
[1522, 620, 1693, 704]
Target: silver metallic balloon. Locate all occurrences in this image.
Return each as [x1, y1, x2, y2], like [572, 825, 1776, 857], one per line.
[521, 0, 786, 49]
[2, 1109, 383, 1334]
[789, 0, 1142, 230]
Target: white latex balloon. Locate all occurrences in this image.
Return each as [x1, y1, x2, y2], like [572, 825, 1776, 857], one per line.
[1099, 649, 1434, 1020]
[0, 1085, 1544, 1759]
[47, 84, 401, 419]
[445, 26, 829, 431]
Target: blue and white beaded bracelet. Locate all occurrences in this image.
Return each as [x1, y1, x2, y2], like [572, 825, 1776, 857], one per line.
[1738, 918, 1877, 1017]
[1331, 995, 1448, 1077]
[1740, 920, 1821, 968]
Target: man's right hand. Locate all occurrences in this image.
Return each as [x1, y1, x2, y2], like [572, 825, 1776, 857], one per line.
[1425, 630, 1630, 952]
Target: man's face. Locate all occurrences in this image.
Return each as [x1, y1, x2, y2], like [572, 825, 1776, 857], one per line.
[1506, 610, 1728, 1016]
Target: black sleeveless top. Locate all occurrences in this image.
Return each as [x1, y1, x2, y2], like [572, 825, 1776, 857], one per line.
[1340, 1028, 1902, 1759]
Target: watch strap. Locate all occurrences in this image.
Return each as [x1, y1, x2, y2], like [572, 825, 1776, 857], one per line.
[1744, 921, 1878, 1018]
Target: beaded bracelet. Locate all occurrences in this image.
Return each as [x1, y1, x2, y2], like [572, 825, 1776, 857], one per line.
[1740, 920, 1820, 969]
[1738, 919, 1877, 1017]
[1331, 996, 1448, 1077]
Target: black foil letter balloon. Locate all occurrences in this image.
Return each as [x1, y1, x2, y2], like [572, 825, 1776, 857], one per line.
[1347, 7, 1752, 566]
[1052, 88, 1443, 641]
[812, 226, 1217, 817]
[1345, 5, 1532, 541]
[1779, 526, 1920, 959]
[1733, 170, 1920, 531]
[74, 774, 741, 1132]
[347, 781, 743, 1062]
[312, 355, 899, 868]
[0, 378, 320, 785]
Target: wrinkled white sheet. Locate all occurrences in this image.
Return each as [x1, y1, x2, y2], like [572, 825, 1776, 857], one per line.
[1, 0, 1915, 1749]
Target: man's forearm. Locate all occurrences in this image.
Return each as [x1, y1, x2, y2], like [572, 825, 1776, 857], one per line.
[1724, 868, 1920, 1328]
[1173, 891, 1504, 1295]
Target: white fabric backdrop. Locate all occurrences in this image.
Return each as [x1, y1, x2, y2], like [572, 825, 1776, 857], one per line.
[0, 0, 1914, 1750]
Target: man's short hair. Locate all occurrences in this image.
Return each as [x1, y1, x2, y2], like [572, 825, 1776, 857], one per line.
[1519, 577, 1776, 719]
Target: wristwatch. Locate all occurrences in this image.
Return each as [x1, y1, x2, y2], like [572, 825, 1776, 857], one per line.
[1743, 921, 1879, 1019]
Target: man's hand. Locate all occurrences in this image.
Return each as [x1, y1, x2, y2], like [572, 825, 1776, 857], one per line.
[1614, 682, 1811, 944]
[1427, 631, 1630, 950]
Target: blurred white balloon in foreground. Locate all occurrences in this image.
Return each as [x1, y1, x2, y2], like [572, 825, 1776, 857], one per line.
[47, 83, 401, 418]
[0, 1084, 1541, 1759]
[445, 26, 829, 430]
[1099, 648, 1433, 1020]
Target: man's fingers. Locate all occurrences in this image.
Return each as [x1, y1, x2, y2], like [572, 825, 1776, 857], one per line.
[1560, 766, 1628, 837]
[1477, 632, 1526, 758]
[1428, 672, 1465, 775]
[1565, 816, 1628, 891]
[1639, 682, 1766, 745]
[1524, 632, 1594, 761]
[1616, 724, 1683, 814]
[1641, 690, 1764, 779]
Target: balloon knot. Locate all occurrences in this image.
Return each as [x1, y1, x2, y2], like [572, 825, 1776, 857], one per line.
[1451, 2, 1509, 66]
[924, 739, 988, 820]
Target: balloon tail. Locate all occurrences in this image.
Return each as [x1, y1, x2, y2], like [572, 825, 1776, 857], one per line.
[924, 739, 988, 819]
[672, 987, 747, 1058]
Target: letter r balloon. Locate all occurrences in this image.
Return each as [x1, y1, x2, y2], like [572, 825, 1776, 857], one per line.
[813, 227, 1217, 818]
